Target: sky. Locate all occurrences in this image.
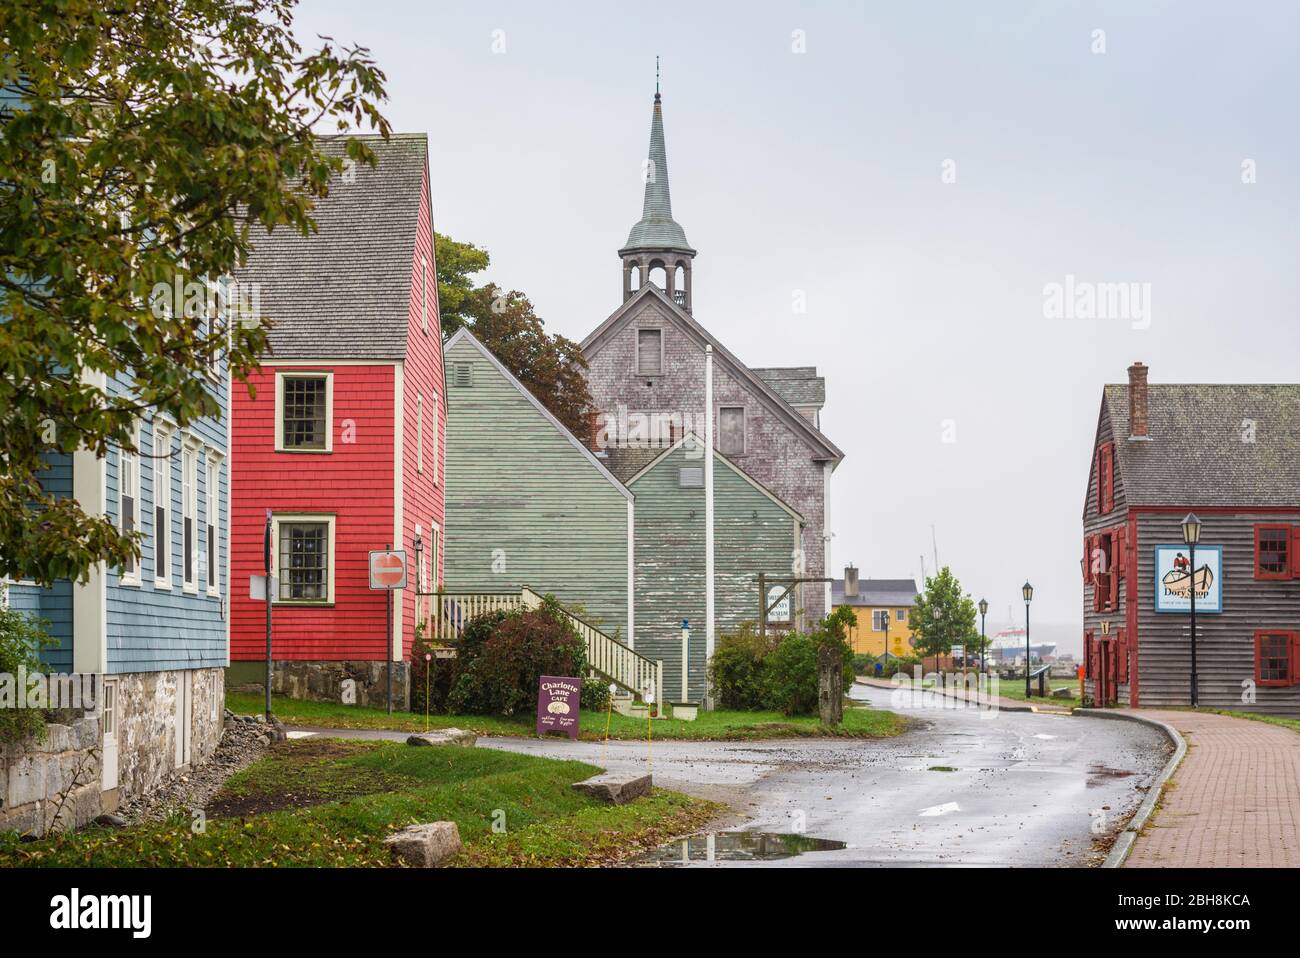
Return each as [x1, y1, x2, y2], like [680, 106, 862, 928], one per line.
[289, 0, 1300, 640]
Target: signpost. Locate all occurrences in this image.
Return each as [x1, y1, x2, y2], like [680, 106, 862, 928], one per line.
[262, 511, 272, 719]
[536, 675, 581, 739]
[369, 548, 408, 714]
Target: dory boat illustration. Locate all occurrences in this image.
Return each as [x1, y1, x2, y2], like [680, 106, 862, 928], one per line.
[1162, 565, 1213, 599]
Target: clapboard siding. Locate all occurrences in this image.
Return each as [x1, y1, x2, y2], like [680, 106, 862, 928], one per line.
[1134, 510, 1300, 713]
[630, 442, 801, 702]
[1081, 401, 1131, 704]
[443, 334, 630, 637]
[8, 453, 76, 669]
[229, 364, 397, 661]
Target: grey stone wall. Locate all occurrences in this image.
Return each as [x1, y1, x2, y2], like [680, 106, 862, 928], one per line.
[263, 660, 411, 711]
[115, 667, 225, 804]
[0, 714, 102, 836]
[585, 298, 831, 620]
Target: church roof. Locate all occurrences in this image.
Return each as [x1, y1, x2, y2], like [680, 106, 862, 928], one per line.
[621, 92, 694, 255]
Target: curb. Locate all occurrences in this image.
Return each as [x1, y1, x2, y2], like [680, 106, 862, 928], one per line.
[1070, 708, 1187, 868]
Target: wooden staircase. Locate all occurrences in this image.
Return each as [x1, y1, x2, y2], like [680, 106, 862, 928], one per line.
[429, 587, 663, 705]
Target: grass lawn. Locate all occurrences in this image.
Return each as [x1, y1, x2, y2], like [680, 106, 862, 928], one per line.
[0, 738, 720, 868]
[226, 691, 908, 741]
[1198, 709, 1300, 735]
[873, 673, 1078, 704]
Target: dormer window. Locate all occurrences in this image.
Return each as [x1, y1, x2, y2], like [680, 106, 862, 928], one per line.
[636, 328, 662, 376]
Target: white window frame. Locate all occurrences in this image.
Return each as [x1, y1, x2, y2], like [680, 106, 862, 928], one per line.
[719, 405, 746, 456]
[153, 421, 173, 590]
[636, 327, 664, 376]
[872, 609, 889, 632]
[420, 255, 429, 334]
[270, 513, 337, 606]
[431, 393, 440, 485]
[101, 678, 119, 792]
[205, 452, 223, 597]
[274, 370, 334, 453]
[429, 520, 441, 588]
[417, 393, 424, 474]
[119, 419, 141, 586]
[181, 437, 200, 593]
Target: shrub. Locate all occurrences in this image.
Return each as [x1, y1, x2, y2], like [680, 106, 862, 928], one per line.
[877, 654, 923, 679]
[0, 606, 53, 744]
[446, 596, 587, 716]
[709, 623, 776, 710]
[409, 621, 455, 715]
[762, 633, 820, 716]
[852, 653, 876, 675]
[581, 677, 612, 712]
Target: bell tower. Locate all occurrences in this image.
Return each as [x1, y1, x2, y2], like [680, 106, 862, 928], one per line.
[620, 63, 695, 311]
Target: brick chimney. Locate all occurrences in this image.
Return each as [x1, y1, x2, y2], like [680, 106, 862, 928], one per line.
[1127, 362, 1149, 439]
[843, 564, 859, 599]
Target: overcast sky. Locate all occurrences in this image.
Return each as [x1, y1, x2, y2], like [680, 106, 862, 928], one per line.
[291, 1, 1300, 637]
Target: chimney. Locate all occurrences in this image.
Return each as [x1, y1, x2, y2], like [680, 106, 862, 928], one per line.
[1127, 362, 1149, 439]
[843, 564, 859, 599]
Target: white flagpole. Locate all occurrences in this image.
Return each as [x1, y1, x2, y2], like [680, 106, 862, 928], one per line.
[704, 345, 715, 707]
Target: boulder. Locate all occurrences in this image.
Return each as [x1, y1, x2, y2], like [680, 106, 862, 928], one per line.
[406, 729, 476, 748]
[572, 773, 653, 805]
[384, 821, 462, 867]
[1051, 686, 1076, 699]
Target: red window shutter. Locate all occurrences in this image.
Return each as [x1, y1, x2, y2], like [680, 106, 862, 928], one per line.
[1292, 633, 1300, 685]
[1083, 535, 1090, 582]
[1292, 528, 1300, 579]
[1117, 629, 1128, 683]
[1084, 632, 1094, 679]
[1110, 532, 1122, 608]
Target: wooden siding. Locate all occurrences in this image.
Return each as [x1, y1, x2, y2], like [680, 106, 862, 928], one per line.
[442, 336, 630, 637]
[630, 443, 801, 702]
[8, 453, 75, 670]
[230, 364, 397, 661]
[1081, 401, 1132, 704]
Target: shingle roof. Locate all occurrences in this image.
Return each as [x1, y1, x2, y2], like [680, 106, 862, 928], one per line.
[830, 578, 919, 607]
[235, 134, 427, 360]
[1103, 383, 1300, 506]
[753, 367, 826, 407]
[620, 94, 694, 254]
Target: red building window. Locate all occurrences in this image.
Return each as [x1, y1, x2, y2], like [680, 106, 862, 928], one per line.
[1254, 525, 1293, 580]
[1095, 442, 1115, 514]
[1255, 631, 1293, 686]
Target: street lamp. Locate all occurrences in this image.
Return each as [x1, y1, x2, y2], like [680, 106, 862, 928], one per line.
[881, 610, 890, 669]
[932, 605, 942, 688]
[978, 597, 988, 698]
[1022, 581, 1034, 698]
[1182, 513, 1202, 708]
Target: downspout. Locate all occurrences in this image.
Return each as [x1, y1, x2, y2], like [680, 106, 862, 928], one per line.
[705, 345, 715, 706]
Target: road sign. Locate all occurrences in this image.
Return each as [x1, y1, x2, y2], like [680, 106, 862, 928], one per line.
[766, 585, 791, 623]
[249, 575, 279, 601]
[368, 550, 408, 590]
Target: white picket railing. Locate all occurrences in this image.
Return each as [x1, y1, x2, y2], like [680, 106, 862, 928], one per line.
[429, 587, 662, 705]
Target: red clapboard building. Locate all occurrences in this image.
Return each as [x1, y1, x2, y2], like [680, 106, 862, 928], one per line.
[1082, 361, 1300, 715]
[229, 135, 445, 707]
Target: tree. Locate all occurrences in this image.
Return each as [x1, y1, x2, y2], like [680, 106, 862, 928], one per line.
[463, 284, 594, 438]
[433, 232, 489, 335]
[910, 567, 978, 679]
[0, 0, 390, 586]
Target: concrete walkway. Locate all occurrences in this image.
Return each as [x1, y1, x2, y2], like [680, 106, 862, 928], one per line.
[1125, 709, 1300, 868]
[855, 676, 1074, 714]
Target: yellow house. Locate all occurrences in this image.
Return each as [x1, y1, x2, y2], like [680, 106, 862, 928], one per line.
[832, 573, 918, 657]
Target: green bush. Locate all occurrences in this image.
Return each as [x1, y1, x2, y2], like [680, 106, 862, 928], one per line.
[445, 596, 587, 716]
[708, 623, 775, 710]
[409, 621, 455, 715]
[852, 653, 876, 675]
[877, 654, 923, 679]
[762, 633, 820, 715]
[0, 606, 53, 744]
[581, 677, 612, 712]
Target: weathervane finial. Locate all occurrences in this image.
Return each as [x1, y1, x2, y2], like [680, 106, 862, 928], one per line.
[655, 55, 660, 98]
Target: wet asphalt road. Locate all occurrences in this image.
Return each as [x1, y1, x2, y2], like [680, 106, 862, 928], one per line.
[475, 683, 1172, 867]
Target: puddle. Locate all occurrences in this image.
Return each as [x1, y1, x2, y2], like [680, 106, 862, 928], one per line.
[635, 831, 846, 865]
[1086, 763, 1136, 788]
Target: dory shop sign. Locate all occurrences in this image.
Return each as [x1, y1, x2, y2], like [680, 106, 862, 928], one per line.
[536, 675, 581, 739]
[1154, 545, 1223, 613]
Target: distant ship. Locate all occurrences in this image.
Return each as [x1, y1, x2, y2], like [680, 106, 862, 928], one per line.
[988, 626, 1057, 663]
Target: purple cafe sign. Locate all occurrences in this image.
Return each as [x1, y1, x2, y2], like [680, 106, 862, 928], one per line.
[536, 675, 581, 739]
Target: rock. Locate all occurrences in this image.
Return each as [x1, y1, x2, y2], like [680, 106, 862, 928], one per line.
[1051, 686, 1075, 699]
[93, 813, 127, 829]
[406, 729, 476, 748]
[255, 735, 270, 746]
[383, 821, 462, 867]
[572, 773, 653, 805]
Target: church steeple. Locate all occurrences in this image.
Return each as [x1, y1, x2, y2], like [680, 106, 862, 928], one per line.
[620, 62, 695, 311]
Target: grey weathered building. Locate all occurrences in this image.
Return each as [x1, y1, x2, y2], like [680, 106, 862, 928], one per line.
[1083, 362, 1300, 715]
[580, 88, 844, 632]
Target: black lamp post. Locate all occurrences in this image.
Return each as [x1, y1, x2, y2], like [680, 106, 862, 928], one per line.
[1022, 581, 1034, 698]
[932, 605, 942, 688]
[1182, 513, 1201, 708]
[978, 597, 988, 697]
[881, 612, 890, 669]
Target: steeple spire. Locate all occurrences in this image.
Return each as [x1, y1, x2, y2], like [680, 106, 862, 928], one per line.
[619, 66, 696, 310]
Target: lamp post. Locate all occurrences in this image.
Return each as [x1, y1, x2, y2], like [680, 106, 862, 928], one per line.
[978, 597, 988, 699]
[413, 531, 424, 628]
[680, 619, 690, 703]
[1022, 581, 1034, 698]
[881, 612, 889, 669]
[932, 605, 942, 688]
[1182, 513, 1201, 708]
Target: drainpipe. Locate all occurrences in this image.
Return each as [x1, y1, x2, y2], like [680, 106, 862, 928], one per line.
[705, 345, 715, 708]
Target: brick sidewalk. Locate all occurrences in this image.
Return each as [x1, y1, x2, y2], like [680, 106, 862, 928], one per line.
[1125, 710, 1300, 868]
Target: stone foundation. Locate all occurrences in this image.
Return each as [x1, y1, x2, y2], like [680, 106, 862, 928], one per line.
[0, 667, 224, 838]
[234, 660, 411, 711]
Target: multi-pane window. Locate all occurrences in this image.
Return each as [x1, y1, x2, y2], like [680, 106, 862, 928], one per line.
[896, 609, 906, 622]
[120, 422, 140, 583]
[1256, 632, 1291, 686]
[636, 328, 662, 376]
[182, 445, 197, 588]
[153, 425, 171, 586]
[719, 406, 745, 456]
[872, 610, 889, 631]
[1255, 525, 1290, 579]
[282, 376, 328, 450]
[278, 521, 330, 602]
[206, 458, 219, 594]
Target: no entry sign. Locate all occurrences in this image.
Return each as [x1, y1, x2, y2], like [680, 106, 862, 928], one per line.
[368, 550, 408, 590]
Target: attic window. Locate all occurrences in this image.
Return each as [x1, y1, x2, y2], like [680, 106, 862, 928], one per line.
[452, 363, 473, 388]
[679, 467, 703, 488]
[637, 329, 663, 376]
